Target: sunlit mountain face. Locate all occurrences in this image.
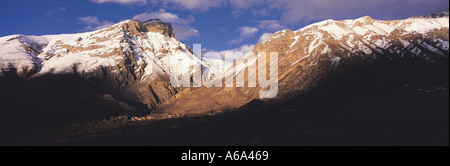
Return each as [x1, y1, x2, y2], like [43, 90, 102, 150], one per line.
[0, 0, 448, 145]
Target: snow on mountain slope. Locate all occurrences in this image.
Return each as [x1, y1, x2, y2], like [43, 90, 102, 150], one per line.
[246, 13, 449, 72]
[0, 35, 46, 77]
[155, 11, 449, 114]
[250, 13, 449, 96]
[0, 19, 217, 83]
[222, 13, 449, 93]
[0, 19, 224, 109]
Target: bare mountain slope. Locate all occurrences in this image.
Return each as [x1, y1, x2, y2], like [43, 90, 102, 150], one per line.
[155, 12, 449, 114]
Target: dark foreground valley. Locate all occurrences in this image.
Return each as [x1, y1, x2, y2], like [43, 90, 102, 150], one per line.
[1, 58, 448, 146]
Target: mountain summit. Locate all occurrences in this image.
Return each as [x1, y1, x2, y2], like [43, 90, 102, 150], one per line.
[123, 19, 175, 38]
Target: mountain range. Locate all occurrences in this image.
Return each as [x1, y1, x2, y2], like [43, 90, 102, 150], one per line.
[0, 11, 448, 145]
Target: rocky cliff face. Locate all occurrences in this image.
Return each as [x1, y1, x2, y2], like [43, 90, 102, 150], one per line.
[121, 19, 175, 38]
[254, 14, 449, 96]
[154, 12, 449, 114]
[0, 19, 217, 110]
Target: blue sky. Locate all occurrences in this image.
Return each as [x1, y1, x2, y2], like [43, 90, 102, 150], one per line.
[0, 0, 448, 52]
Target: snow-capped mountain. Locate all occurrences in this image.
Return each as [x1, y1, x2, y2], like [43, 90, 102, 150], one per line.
[156, 11, 449, 114]
[258, 13, 448, 62]
[0, 11, 449, 146]
[251, 11, 449, 94]
[0, 19, 218, 80]
[0, 11, 448, 115]
[0, 19, 226, 108]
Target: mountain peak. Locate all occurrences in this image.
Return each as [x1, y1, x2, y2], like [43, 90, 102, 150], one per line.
[119, 19, 175, 38]
[356, 16, 373, 21]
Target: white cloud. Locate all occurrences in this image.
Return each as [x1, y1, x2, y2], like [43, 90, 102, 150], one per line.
[237, 44, 256, 54]
[153, 0, 227, 12]
[78, 16, 101, 25]
[258, 33, 272, 43]
[172, 24, 199, 40]
[133, 9, 199, 40]
[77, 16, 115, 31]
[202, 44, 256, 60]
[220, 44, 256, 60]
[239, 26, 258, 37]
[258, 20, 286, 31]
[229, 26, 258, 44]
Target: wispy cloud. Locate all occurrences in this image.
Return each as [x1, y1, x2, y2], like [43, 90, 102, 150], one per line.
[229, 26, 258, 44]
[77, 16, 115, 31]
[90, 0, 147, 5]
[92, 0, 226, 11]
[44, 6, 67, 16]
[258, 20, 286, 31]
[239, 26, 259, 37]
[153, 0, 226, 12]
[78, 16, 102, 25]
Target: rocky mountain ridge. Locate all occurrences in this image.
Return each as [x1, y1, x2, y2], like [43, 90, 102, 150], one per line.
[154, 11, 449, 114]
[0, 11, 449, 119]
[0, 19, 223, 109]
